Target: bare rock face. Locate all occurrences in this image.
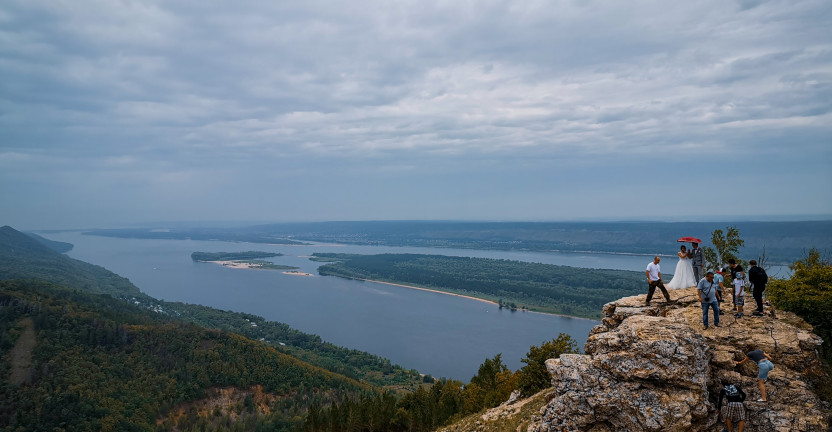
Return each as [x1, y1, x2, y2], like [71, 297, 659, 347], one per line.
[529, 288, 830, 432]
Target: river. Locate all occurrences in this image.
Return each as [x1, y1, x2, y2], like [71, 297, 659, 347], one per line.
[45, 232, 670, 380]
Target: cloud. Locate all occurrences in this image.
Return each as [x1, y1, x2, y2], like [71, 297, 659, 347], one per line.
[0, 0, 830, 227]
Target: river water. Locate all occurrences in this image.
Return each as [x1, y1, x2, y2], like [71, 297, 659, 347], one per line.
[46, 232, 663, 379]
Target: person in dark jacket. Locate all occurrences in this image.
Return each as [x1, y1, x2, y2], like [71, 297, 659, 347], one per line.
[718, 382, 747, 432]
[748, 260, 768, 316]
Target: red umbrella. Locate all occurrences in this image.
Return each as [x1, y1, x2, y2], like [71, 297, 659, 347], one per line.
[677, 236, 703, 243]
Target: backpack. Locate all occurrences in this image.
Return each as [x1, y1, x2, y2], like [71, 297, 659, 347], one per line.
[723, 384, 739, 397]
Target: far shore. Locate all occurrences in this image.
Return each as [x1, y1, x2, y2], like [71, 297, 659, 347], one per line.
[355, 278, 598, 321]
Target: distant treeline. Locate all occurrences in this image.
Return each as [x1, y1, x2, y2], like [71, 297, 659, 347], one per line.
[85, 221, 832, 264]
[191, 251, 282, 262]
[84, 228, 308, 245]
[314, 253, 644, 319]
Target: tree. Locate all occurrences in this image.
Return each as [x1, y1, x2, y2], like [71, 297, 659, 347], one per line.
[517, 334, 579, 396]
[703, 226, 746, 272]
[767, 249, 832, 361]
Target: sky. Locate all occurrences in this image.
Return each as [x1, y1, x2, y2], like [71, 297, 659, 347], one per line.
[1, 0, 831, 229]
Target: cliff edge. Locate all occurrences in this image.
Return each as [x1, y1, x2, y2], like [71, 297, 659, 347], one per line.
[527, 287, 830, 432]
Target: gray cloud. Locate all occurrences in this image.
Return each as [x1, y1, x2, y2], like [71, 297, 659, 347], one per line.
[1, 0, 830, 227]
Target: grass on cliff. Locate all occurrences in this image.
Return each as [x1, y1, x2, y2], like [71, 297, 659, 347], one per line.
[437, 389, 552, 432]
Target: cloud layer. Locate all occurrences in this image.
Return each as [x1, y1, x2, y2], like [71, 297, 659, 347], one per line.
[1, 0, 831, 227]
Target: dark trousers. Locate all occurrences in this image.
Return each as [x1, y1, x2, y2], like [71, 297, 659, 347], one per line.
[753, 284, 765, 313]
[647, 280, 670, 303]
[693, 265, 703, 283]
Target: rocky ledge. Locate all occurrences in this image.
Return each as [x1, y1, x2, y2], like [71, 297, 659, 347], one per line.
[528, 287, 830, 432]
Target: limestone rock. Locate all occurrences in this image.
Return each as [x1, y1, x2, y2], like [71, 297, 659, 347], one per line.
[529, 287, 830, 432]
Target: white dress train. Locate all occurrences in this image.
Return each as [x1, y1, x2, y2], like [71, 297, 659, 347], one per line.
[667, 257, 697, 289]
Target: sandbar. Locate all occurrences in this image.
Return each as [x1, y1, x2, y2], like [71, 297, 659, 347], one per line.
[354, 278, 597, 320]
[283, 271, 314, 277]
[209, 260, 260, 269]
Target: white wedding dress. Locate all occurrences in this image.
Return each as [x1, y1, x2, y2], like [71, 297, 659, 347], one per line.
[667, 257, 697, 289]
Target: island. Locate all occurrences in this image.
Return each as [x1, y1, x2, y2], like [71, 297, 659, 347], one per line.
[191, 251, 299, 271]
[310, 252, 645, 319]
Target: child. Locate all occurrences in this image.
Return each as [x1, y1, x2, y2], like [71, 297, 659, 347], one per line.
[729, 259, 745, 318]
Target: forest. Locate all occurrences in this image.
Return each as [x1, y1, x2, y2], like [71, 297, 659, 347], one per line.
[302, 335, 579, 432]
[0, 279, 368, 431]
[314, 253, 645, 318]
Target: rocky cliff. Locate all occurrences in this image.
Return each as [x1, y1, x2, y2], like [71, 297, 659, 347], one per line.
[527, 287, 830, 432]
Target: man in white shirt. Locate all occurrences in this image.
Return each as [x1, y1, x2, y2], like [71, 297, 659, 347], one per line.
[646, 256, 671, 305]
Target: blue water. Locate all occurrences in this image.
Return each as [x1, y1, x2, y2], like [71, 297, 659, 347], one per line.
[46, 232, 653, 380]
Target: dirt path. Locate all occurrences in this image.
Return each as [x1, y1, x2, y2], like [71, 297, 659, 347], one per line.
[8, 317, 36, 386]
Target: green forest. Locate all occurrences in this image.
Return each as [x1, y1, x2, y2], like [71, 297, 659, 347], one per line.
[313, 253, 645, 318]
[0, 279, 368, 431]
[303, 335, 579, 432]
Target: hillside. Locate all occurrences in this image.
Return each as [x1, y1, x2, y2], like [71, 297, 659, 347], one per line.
[0, 225, 425, 430]
[0, 226, 141, 297]
[0, 279, 367, 431]
[442, 288, 831, 432]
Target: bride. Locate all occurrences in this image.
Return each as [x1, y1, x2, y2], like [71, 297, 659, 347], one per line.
[667, 245, 697, 289]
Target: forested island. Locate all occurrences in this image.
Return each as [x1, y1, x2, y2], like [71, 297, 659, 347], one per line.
[313, 253, 645, 319]
[191, 251, 299, 270]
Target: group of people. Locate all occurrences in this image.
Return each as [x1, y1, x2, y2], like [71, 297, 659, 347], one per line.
[644, 241, 774, 431]
[645, 242, 769, 329]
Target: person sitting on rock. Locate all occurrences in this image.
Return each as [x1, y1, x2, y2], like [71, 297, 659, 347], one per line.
[718, 382, 747, 432]
[735, 349, 775, 402]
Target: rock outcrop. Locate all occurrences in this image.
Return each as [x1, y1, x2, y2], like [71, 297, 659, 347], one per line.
[529, 287, 830, 432]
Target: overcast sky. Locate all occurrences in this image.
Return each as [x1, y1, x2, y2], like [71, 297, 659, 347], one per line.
[1, 0, 831, 229]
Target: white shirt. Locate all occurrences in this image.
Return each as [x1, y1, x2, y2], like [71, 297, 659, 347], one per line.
[647, 262, 661, 281]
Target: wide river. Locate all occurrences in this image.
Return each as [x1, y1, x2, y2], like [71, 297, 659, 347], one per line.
[46, 232, 659, 380]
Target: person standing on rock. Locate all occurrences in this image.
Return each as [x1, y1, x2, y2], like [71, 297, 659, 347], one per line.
[645, 256, 671, 305]
[735, 349, 774, 402]
[715, 267, 726, 315]
[690, 242, 705, 282]
[697, 272, 720, 329]
[728, 259, 745, 318]
[748, 259, 768, 316]
[717, 382, 747, 432]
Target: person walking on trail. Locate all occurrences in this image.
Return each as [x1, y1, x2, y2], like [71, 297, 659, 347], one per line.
[748, 259, 769, 316]
[645, 256, 671, 305]
[697, 272, 720, 329]
[718, 382, 747, 432]
[735, 349, 775, 402]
